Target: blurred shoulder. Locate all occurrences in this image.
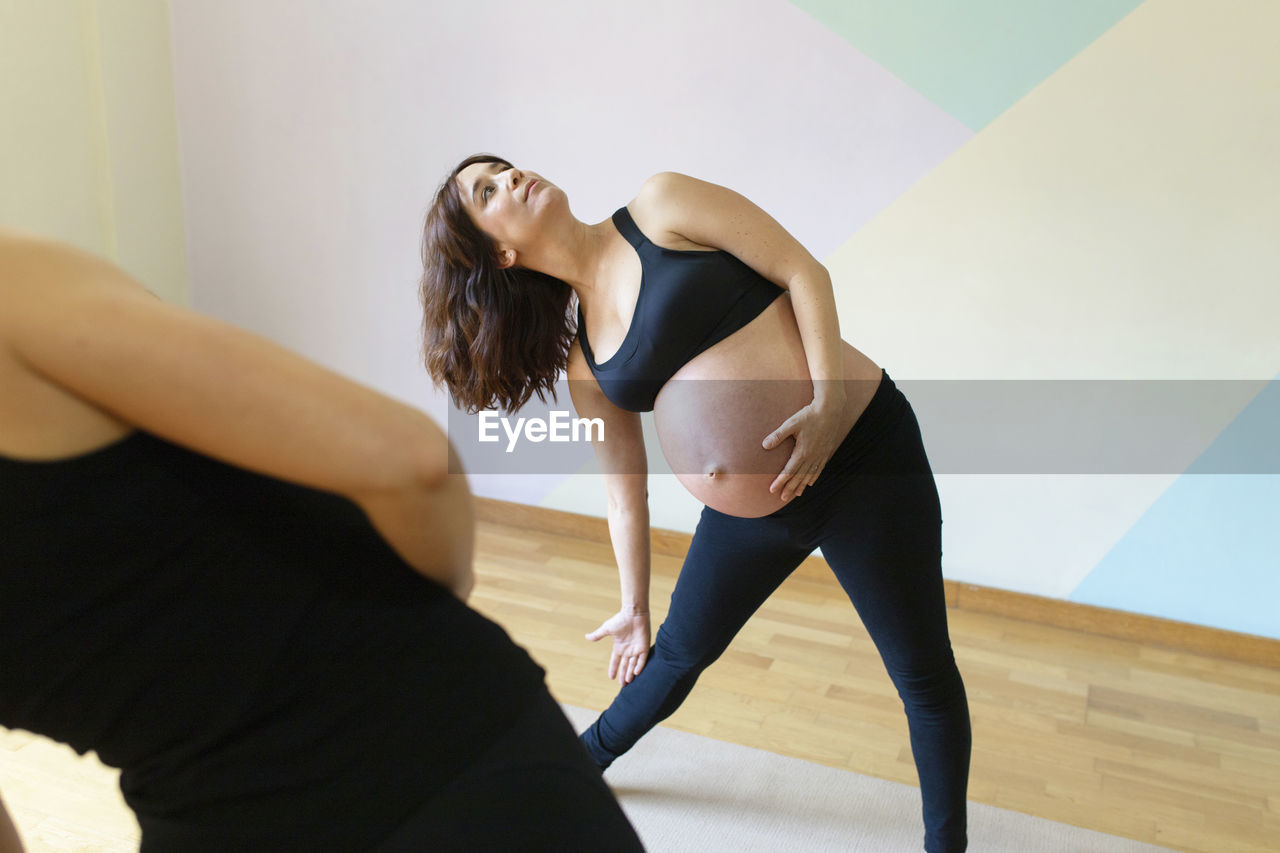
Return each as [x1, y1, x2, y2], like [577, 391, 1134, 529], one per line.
[0, 230, 139, 302]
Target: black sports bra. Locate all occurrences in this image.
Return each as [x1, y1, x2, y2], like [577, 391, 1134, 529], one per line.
[577, 206, 784, 412]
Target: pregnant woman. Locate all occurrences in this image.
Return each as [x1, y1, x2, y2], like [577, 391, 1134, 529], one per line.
[421, 154, 971, 852]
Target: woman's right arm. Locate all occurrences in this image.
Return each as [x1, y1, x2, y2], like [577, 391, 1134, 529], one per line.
[0, 233, 473, 598]
[567, 348, 652, 684]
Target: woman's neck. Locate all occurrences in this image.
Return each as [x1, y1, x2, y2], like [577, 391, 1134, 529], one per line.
[520, 217, 619, 302]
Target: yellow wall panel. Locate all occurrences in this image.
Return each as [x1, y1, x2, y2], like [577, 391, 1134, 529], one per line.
[826, 0, 1280, 380]
[0, 0, 188, 304]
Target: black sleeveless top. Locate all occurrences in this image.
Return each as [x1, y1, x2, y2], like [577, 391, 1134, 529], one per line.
[577, 206, 785, 412]
[0, 431, 545, 848]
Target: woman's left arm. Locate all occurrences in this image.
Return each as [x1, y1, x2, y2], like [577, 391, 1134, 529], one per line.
[636, 172, 847, 499]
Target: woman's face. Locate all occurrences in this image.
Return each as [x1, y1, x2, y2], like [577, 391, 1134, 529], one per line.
[455, 161, 558, 268]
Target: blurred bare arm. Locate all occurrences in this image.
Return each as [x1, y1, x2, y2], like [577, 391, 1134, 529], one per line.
[0, 233, 473, 597]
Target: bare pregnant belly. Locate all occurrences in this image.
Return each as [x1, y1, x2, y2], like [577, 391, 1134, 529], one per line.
[652, 296, 883, 518]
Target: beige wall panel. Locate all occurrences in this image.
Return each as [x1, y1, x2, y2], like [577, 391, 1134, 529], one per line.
[0, 0, 188, 304]
[0, 1, 106, 255]
[95, 0, 189, 305]
[827, 0, 1280, 381]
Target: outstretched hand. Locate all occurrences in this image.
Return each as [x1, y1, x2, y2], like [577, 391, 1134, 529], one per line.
[762, 400, 845, 501]
[586, 609, 651, 685]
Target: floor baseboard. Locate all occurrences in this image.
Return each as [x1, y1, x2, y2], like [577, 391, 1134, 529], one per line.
[475, 497, 1279, 668]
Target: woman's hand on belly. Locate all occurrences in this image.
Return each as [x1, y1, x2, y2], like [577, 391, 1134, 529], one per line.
[762, 392, 849, 502]
[650, 297, 881, 518]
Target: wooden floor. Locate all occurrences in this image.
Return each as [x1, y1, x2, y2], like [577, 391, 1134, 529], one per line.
[471, 519, 1280, 853]
[2, 518, 1278, 852]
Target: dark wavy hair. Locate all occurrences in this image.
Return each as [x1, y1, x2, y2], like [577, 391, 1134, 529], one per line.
[420, 153, 577, 414]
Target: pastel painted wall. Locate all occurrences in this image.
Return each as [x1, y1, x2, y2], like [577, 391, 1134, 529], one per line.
[166, 0, 1279, 638]
[815, 0, 1280, 637]
[0, 0, 188, 305]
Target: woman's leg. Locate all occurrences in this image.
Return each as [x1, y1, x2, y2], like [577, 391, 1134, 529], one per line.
[580, 506, 812, 768]
[817, 405, 970, 853]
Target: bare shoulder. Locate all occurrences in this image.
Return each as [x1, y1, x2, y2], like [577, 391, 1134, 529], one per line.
[626, 172, 732, 251]
[2, 228, 98, 278]
[627, 171, 820, 285]
[0, 233, 139, 456]
[1, 230, 67, 306]
[0, 230, 145, 315]
[0, 231, 151, 364]
[632, 171, 741, 215]
[0, 229, 151, 361]
[634, 170, 714, 203]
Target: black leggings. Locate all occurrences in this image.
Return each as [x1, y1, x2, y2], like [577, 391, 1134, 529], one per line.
[581, 371, 970, 853]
